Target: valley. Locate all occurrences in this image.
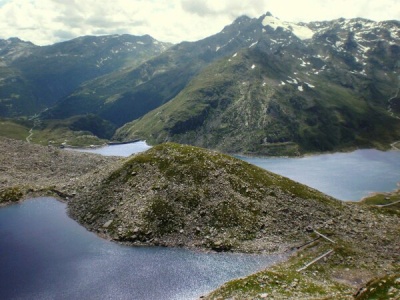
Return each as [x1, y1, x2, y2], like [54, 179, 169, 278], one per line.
[1, 13, 399, 156]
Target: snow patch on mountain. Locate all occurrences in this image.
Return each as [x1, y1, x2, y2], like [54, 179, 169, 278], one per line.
[249, 41, 258, 48]
[305, 82, 315, 88]
[262, 15, 314, 40]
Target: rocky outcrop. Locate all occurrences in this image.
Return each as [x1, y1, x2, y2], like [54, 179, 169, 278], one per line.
[0, 137, 120, 204]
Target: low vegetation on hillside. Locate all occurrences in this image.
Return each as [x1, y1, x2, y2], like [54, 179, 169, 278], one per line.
[0, 115, 115, 147]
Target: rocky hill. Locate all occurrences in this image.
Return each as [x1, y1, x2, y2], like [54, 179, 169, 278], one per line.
[69, 142, 343, 252]
[116, 14, 400, 155]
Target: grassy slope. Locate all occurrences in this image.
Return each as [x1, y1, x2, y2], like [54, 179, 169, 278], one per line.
[0, 118, 30, 140]
[0, 116, 113, 147]
[116, 48, 400, 156]
[0, 65, 41, 117]
[361, 188, 400, 210]
[205, 236, 400, 299]
[115, 56, 240, 143]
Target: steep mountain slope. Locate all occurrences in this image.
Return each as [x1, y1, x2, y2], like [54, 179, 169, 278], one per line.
[0, 62, 39, 117]
[44, 15, 277, 126]
[0, 35, 171, 117]
[116, 15, 400, 155]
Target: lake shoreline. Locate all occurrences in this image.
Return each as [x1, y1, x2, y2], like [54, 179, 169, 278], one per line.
[1, 137, 399, 299]
[1, 197, 287, 300]
[233, 144, 399, 159]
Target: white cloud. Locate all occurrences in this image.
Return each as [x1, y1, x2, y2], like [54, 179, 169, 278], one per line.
[0, 0, 398, 46]
[264, 0, 400, 23]
[181, 0, 268, 17]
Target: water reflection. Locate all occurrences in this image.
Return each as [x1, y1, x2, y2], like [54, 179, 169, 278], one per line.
[0, 198, 285, 300]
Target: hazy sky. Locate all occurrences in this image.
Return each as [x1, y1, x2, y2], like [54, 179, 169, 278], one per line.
[0, 0, 399, 45]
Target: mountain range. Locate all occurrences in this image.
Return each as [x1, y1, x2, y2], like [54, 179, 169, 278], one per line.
[1, 13, 399, 155]
[0, 34, 171, 117]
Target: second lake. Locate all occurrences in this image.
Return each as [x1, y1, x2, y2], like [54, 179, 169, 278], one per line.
[72, 142, 400, 201]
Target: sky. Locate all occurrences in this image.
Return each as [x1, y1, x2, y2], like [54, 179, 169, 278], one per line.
[0, 0, 399, 46]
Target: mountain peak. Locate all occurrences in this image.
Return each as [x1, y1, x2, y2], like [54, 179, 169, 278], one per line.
[2, 37, 34, 46]
[263, 11, 274, 17]
[261, 14, 314, 40]
[233, 15, 251, 24]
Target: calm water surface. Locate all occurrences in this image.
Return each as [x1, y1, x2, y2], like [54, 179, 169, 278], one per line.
[239, 149, 400, 201]
[73, 142, 400, 201]
[0, 198, 284, 300]
[69, 141, 151, 157]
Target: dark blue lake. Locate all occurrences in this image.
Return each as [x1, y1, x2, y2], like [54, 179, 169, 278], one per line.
[0, 198, 284, 300]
